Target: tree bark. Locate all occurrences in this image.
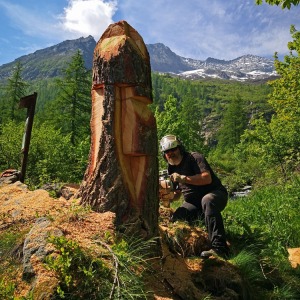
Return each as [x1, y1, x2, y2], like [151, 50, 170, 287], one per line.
[77, 20, 159, 238]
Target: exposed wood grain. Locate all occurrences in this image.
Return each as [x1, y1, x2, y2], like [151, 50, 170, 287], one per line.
[78, 21, 159, 239]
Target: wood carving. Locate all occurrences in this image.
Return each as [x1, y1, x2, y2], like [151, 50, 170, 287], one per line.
[78, 20, 159, 238]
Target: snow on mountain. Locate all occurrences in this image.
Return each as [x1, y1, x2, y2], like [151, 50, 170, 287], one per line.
[0, 38, 278, 83]
[177, 54, 277, 81]
[147, 44, 277, 82]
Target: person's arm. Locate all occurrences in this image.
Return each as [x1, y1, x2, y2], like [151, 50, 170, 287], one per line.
[185, 171, 212, 185]
[171, 171, 212, 186]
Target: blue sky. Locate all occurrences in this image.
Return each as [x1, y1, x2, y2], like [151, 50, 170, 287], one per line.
[0, 0, 300, 66]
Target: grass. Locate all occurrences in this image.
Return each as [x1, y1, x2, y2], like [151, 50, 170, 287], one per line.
[45, 234, 156, 299]
[169, 176, 300, 298]
[1, 176, 300, 299]
[224, 177, 300, 299]
[0, 229, 32, 300]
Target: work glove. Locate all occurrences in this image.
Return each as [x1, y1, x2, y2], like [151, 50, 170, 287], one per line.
[170, 172, 187, 184]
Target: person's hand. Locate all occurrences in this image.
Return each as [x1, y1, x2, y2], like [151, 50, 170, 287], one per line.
[170, 173, 187, 183]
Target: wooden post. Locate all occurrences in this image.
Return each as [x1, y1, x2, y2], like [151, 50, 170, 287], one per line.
[19, 92, 37, 183]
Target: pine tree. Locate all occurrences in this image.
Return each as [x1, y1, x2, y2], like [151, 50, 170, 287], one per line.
[179, 94, 206, 153]
[0, 61, 28, 123]
[46, 50, 91, 145]
[217, 94, 247, 151]
[155, 94, 182, 140]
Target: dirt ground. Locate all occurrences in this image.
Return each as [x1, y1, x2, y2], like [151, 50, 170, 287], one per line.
[1, 181, 299, 300]
[0, 182, 202, 299]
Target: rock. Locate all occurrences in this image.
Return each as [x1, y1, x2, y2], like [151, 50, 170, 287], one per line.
[231, 186, 252, 198]
[0, 169, 21, 186]
[60, 184, 80, 200]
[22, 217, 63, 279]
[39, 183, 63, 197]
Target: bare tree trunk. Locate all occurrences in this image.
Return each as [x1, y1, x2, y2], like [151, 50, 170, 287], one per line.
[77, 21, 159, 239]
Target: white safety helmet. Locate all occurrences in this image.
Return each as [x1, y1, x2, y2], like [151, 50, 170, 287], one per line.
[160, 135, 181, 152]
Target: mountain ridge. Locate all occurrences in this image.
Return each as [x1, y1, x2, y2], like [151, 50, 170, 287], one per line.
[0, 36, 277, 82]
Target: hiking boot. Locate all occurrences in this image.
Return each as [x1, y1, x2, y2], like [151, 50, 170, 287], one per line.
[200, 248, 229, 259]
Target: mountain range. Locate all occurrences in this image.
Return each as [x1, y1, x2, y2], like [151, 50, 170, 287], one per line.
[0, 36, 277, 82]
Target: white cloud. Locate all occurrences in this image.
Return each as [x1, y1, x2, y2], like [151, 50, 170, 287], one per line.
[0, 0, 117, 41]
[59, 0, 117, 41]
[1, 0, 300, 64]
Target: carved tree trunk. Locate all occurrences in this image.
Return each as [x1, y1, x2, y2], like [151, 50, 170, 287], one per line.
[78, 21, 159, 238]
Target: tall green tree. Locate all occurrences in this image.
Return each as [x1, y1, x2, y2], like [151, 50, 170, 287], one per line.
[155, 94, 182, 141]
[240, 26, 300, 181]
[46, 50, 91, 145]
[217, 94, 247, 151]
[178, 94, 206, 153]
[0, 61, 28, 123]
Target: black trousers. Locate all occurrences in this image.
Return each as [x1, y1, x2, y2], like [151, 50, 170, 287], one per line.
[171, 190, 228, 251]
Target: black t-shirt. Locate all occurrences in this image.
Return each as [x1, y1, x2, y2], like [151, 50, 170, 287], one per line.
[168, 152, 227, 205]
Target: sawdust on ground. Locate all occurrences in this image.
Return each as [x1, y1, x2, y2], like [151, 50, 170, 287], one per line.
[0, 182, 197, 299]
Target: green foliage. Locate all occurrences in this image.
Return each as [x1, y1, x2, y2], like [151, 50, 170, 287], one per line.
[27, 122, 89, 186]
[224, 179, 300, 298]
[152, 73, 270, 155]
[155, 94, 184, 140]
[46, 236, 111, 299]
[0, 230, 33, 300]
[256, 0, 300, 9]
[0, 120, 89, 187]
[46, 235, 154, 299]
[226, 182, 300, 258]
[45, 50, 91, 146]
[231, 250, 263, 284]
[0, 120, 24, 170]
[239, 26, 300, 183]
[108, 236, 156, 298]
[0, 279, 33, 300]
[270, 284, 300, 300]
[0, 230, 23, 263]
[217, 94, 248, 151]
[207, 148, 254, 193]
[64, 201, 92, 222]
[28, 78, 60, 115]
[0, 279, 16, 300]
[0, 61, 28, 123]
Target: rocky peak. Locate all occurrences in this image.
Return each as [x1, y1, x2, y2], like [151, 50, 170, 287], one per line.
[0, 36, 96, 80]
[147, 43, 193, 73]
[205, 57, 228, 65]
[0, 37, 276, 82]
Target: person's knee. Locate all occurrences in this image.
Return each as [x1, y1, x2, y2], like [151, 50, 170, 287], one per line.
[202, 192, 227, 214]
[202, 196, 215, 215]
[201, 196, 210, 207]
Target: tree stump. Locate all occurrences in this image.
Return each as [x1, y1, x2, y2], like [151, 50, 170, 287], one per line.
[77, 20, 159, 238]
